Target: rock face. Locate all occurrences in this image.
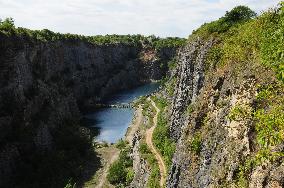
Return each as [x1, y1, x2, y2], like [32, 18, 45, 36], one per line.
[129, 131, 150, 188]
[166, 38, 284, 187]
[0, 34, 176, 187]
[169, 38, 213, 141]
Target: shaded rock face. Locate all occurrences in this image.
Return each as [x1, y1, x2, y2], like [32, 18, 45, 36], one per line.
[169, 38, 214, 141]
[166, 39, 283, 187]
[0, 35, 176, 186]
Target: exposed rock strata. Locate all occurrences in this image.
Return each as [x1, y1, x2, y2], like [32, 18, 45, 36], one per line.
[166, 38, 283, 187]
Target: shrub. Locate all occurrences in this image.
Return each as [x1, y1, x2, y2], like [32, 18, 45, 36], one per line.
[107, 160, 128, 185]
[116, 139, 127, 149]
[107, 146, 133, 186]
[228, 104, 252, 121]
[139, 143, 151, 154]
[190, 134, 202, 154]
[126, 168, 135, 184]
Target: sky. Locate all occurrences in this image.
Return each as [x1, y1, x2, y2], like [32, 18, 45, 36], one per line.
[0, 0, 280, 37]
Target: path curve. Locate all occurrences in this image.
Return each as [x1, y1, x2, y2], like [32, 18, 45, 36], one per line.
[146, 99, 167, 187]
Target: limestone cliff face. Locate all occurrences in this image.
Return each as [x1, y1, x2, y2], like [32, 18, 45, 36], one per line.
[169, 38, 213, 141]
[166, 39, 284, 187]
[0, 34, 176, 187]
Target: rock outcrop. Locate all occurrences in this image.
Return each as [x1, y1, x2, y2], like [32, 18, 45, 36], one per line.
[166, 38, 284, 187]
[129, 131, 150, 188]
[169, 38, 213, 141]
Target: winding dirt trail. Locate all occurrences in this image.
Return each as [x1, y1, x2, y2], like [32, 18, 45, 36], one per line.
[146, 99, 167, 187]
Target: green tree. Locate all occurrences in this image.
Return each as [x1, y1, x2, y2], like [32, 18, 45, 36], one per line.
[0, 17, 15, 30]
[224, 5, 257, 23]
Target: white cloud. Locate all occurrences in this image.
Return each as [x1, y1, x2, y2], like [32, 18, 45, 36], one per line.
[0, 0, 280, 37]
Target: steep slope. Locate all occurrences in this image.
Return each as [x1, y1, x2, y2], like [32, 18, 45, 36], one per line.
[165, 5, 284, 188]
[0, 29, 182, 187]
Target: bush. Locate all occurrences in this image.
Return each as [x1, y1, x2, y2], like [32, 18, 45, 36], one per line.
[107, 147, 133, 186]
[126, 169, 135, 185]
[152, 37, 186, 50]
[190, 134, 202, 154]
[116, 139, 127, 149]
[107, 160, 128, 185]
[228, 104, 252, 121]
[139, 143, 151, 154]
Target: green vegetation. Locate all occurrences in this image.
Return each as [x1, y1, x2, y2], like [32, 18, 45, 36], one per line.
[254, 85, 284, 160]
[190, 134, 202, 155]
[191, 3, 284, 186]
[259, 3, 284, 82]
[0, 17, 15, 31]
[193, 5, 256, 36]
[151, 96, 176, 168]
[228, 104, 252, 121]
[167, 58, 178, 71]
[207, 3, 284, 166]
[186, 104, 195, 114]
[139, 141, 160, 188]
[11, 119, 100, 188]
[203, 3, 284, 83]
[0, 18, 185, 50]
[116, 139, 128, 149]
[152, 37, 186, 50]
[164, 77, 177, 97]
[107, 145, 134, 187]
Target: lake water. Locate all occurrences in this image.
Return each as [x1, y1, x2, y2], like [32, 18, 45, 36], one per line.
[85, 83, 159, 143]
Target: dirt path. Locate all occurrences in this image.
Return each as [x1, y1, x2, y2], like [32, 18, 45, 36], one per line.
[84, 146, 119, 188]
[96, 147, 119, 188]
[146, 99, 167, 187]
[125, 105, 142, 143]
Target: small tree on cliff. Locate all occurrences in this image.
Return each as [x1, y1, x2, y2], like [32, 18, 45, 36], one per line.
[0, 17, 15, 30]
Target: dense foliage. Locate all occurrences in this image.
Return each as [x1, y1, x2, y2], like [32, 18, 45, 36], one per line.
[107, 143, 134, 187]
[193, 5, 256, 36]
[0, 18, 185, 50]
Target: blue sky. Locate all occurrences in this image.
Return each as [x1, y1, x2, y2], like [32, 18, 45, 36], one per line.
[0, 0, 280, 37]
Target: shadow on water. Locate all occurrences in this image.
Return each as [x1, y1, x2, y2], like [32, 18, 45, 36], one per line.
[81, 117, 101, 138]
